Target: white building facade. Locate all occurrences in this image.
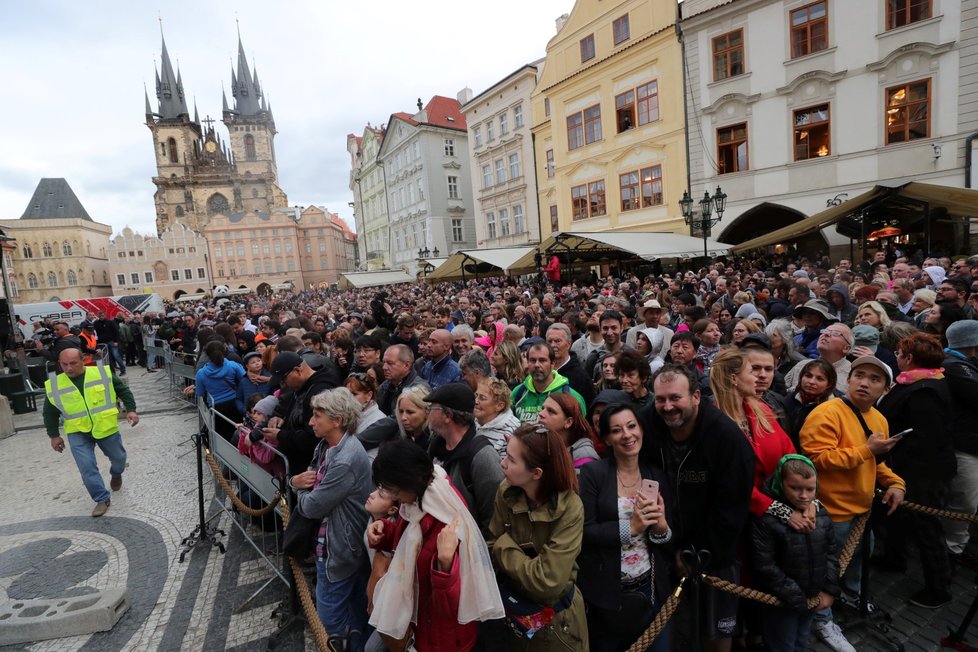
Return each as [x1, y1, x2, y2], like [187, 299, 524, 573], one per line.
[377, 95, 475, 274]
[108, 224, 211, 299]
[681, 0, 971, 257]
[356, 127, 392, 270]
[462, 63, 543, 248]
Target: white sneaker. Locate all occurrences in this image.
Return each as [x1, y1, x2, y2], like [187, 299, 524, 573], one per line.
[812, 620, 857, 652]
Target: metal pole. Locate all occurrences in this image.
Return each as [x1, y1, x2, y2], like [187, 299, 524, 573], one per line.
[0, 236, 20, 345]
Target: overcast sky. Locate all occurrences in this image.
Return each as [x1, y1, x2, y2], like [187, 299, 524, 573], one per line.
[0, 1, 570, 236]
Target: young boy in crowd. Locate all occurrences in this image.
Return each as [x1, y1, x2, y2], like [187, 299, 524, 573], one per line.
[751, 455, 841, 651]
[363, 487, 400, 615]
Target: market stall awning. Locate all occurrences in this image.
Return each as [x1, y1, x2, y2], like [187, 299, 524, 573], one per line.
[508, 231, 731, 271]
[731, 182, 978, 253]
[426, 246, 538, 282]
[339, 270, 414, 289]
[175, 293, 206, 302]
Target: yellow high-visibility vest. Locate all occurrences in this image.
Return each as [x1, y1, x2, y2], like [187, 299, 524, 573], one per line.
[45, 362, 119, 438]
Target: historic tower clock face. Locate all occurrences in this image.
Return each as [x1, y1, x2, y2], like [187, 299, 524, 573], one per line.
[204, 140, 218, 153]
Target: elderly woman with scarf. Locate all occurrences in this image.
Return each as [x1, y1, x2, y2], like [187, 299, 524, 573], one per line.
[876, 333, 956, 609]
[367, 439, 503, 652]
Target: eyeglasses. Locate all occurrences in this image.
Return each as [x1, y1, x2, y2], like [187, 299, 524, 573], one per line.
[425, 404, 445, 414]
[349, 372, 368, 381]
[534, 424, 552, 456]
[820, 330, 853, 346]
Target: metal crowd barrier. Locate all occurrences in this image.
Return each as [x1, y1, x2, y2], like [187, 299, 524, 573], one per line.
[201, 399, 294, 613]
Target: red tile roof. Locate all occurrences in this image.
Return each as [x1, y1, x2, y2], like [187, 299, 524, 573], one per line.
[423, 95, 466, 130]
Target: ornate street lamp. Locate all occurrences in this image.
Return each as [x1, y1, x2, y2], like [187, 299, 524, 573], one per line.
[679, 186, 727, 258]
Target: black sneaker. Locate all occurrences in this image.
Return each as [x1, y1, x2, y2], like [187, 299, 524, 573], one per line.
[909, 588, 951, 609]
[838, 590, 877, 613]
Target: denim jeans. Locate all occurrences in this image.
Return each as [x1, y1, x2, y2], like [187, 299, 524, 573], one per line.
[67, 431, 126, 503]
[764, 607, 814, 652]
[315, 558, 368, 652]
[944, 451, 978, 554]
[814, 518, 870, 623]
[108, 343, 126, 375]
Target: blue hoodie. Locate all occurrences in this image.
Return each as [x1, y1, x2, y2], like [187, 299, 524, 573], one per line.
[195, 359, 245, 405]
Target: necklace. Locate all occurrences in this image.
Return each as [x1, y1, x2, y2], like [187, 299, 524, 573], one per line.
[617, 471, 640, 489]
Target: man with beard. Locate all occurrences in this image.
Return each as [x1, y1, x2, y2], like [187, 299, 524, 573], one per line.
[511, 341, 585, 424]
[642, 364, 754, 652]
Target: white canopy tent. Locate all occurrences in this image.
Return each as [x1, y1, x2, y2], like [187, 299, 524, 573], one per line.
[339, 270, 415, 289]
[508, 231, 731, 271]
[425, 246, 538, 282]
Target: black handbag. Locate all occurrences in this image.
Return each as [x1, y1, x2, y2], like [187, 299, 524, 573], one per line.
[282, 510, 319, 558]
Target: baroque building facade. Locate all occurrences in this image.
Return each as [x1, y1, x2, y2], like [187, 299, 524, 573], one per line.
[108, 224, 211, 299]
[1, 178, 112, 303]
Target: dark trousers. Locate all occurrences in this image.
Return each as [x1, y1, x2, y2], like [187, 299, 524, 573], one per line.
[879, 478, 951, 591]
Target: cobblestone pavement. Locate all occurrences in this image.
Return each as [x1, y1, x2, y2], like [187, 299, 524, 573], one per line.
[1, 365, 977, 651]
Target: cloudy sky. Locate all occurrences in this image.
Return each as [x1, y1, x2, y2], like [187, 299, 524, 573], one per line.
[0, 1, 570, 236]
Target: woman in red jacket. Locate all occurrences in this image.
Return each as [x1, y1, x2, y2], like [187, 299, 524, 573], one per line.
[367, 439, 502, 652]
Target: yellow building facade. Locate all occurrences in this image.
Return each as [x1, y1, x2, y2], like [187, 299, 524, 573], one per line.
[532, 0, 687, 238]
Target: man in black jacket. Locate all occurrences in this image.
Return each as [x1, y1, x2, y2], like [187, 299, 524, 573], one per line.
[642, 364, 754, 651]
[942, 321, 978, 568]
[262, 352, 340, 474]
[94, 311, 126, 376]
[36, 321, 96, 365]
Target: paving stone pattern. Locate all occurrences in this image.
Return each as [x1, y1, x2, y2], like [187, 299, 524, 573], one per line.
[0, 365, 976, 651]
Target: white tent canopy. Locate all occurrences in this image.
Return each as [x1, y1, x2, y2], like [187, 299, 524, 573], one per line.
[509, 231, 731, 270]
[426, 246, 537, 282]
[175, 293, 207, 302]
[339, 270, 415, 289]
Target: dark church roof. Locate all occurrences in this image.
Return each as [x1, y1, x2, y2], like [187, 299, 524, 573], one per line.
[20, 178, 93, 221]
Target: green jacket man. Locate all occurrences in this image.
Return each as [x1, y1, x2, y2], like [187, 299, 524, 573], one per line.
[511, 342, 585, 424]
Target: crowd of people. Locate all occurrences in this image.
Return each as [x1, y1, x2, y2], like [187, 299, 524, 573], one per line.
[26, 247, 978, 652]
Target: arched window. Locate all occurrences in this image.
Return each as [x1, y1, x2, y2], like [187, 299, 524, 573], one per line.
[42, 242, 52, 257]
[244, 134, 256, 160]
[67, 270, 77, 286]
[207, 193, 229, 216]
[22, 244, 32, 258]
[168, 137, 178, 163]
[175, 206, 184, 217]
[27, 273, 38, 289]
[47, 272, 57, 287]
[62, 241, 72, 256]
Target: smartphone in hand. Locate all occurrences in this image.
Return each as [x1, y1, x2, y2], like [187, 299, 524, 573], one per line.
[640, 479, 659, 504]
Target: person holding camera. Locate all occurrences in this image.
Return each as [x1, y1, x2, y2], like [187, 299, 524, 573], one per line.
[35, 321, 96, 367]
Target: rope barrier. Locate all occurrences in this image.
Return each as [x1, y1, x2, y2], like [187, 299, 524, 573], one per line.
[625, 576, 686, 652]
[280, 499, 334, 652]
[837, 511, 869, 577]
[203, 448, 281, 517]
[898, 499, 978, 523]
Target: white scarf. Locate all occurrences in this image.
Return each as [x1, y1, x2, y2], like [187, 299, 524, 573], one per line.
[369, 465, 504, 638]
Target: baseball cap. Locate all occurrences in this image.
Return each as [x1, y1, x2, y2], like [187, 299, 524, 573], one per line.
[849, 355, 893, 385]
[423, 383, 475, 414]
[269, 351, 304, 386]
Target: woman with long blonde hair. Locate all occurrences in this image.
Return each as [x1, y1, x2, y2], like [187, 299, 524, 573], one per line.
[491, 339, 526, 389]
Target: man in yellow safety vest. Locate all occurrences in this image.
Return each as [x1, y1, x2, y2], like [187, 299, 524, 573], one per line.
[44, 348, 139, 517]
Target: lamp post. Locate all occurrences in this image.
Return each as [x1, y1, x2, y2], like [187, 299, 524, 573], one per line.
[0, 231, 21, 349]
[679, 186, 727, 258]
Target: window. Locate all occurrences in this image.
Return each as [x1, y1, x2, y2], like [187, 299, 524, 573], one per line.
[27, 273, 38, 289]
[793, 104, 831, 160]
[622, 166, 663, 208]
[42, 242, 52, 257]
[495, 159, 506, 185]
[68, 271, 78, 286]
[482, 164, 492, 188]
[885, 80, 930, 144]
[544, 98, 551, 118]
[509, 153, 521, 180]
[117, 274, 126, 286]
[567, 113, 584, 150]
[285, 242, 293, 253]
[487, 212, 497, 239]
[263, 243, 270, 255]
[48, 272, 57, 287]
[637, 82, 659, 126]
[448, 176, 459, 199]
[244, 134, 256, 160]
[320, 240, 326, 253]
[474, 126, 482, 147]
[145, 272, 154, 283]
[713, 30, 745, 81]
[197, 267, 206, 279]
[514, 105, 524, 128]
[717, 123, 749, 173]
[641, 166, 663, 207]
[175, 206, 184, 217]
[613, 14, 630, 45]
[550, 205, 558, 231]
[22, 244, 32, 258]
[497, 208, 508, 236]
[252, 243, 260, 255]
[444, 139, 455, 156]
[513, 205, 525, 233]
[500, 113, 509, 135]
[171, 270, 180, 281]
[572, 180, 606, 220]
[274, 242, 282, 254]
[487, 120, 495, 141]
[167, 137, 178, 163]
[131, 272, 140, 285]
[305, 242, 311, 253]
[791, 2, 828, 58]
[62, 241, 72, 256]
[584, 105, 603, 144]
[580, 34, 596, 63]
[207, 193, 229, 216]
[237, 244, 245, 257]
[452, 219, 464, 242]
[418, 179, 424, 200]
[546, 149, 555, 177]
[616, 90, 636, 132]
[887, 0, 931, 29]
[184, 268, 193, 280]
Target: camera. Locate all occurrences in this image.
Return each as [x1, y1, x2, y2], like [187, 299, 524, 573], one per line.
[35, 328, 55, 346]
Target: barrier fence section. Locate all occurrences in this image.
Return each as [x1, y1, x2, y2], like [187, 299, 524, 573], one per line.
[200, 398, 294, 613]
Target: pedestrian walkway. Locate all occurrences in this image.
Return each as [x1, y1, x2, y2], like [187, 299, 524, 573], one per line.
[1, 365, 977, 651]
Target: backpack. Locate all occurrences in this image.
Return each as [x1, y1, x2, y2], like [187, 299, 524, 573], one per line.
[456, 435, 494, 500]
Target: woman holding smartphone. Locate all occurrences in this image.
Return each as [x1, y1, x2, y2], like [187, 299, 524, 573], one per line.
[577, 403, 672, 652]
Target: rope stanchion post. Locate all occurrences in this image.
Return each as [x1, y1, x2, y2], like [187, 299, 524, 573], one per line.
[626, 576, 686, 652]
[179, 431, 226, 562]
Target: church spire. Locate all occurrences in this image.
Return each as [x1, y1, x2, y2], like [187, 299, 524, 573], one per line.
[229, 29, 262, 116]
[144, 83, 154, 119]
[155, 32, 190, 120]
